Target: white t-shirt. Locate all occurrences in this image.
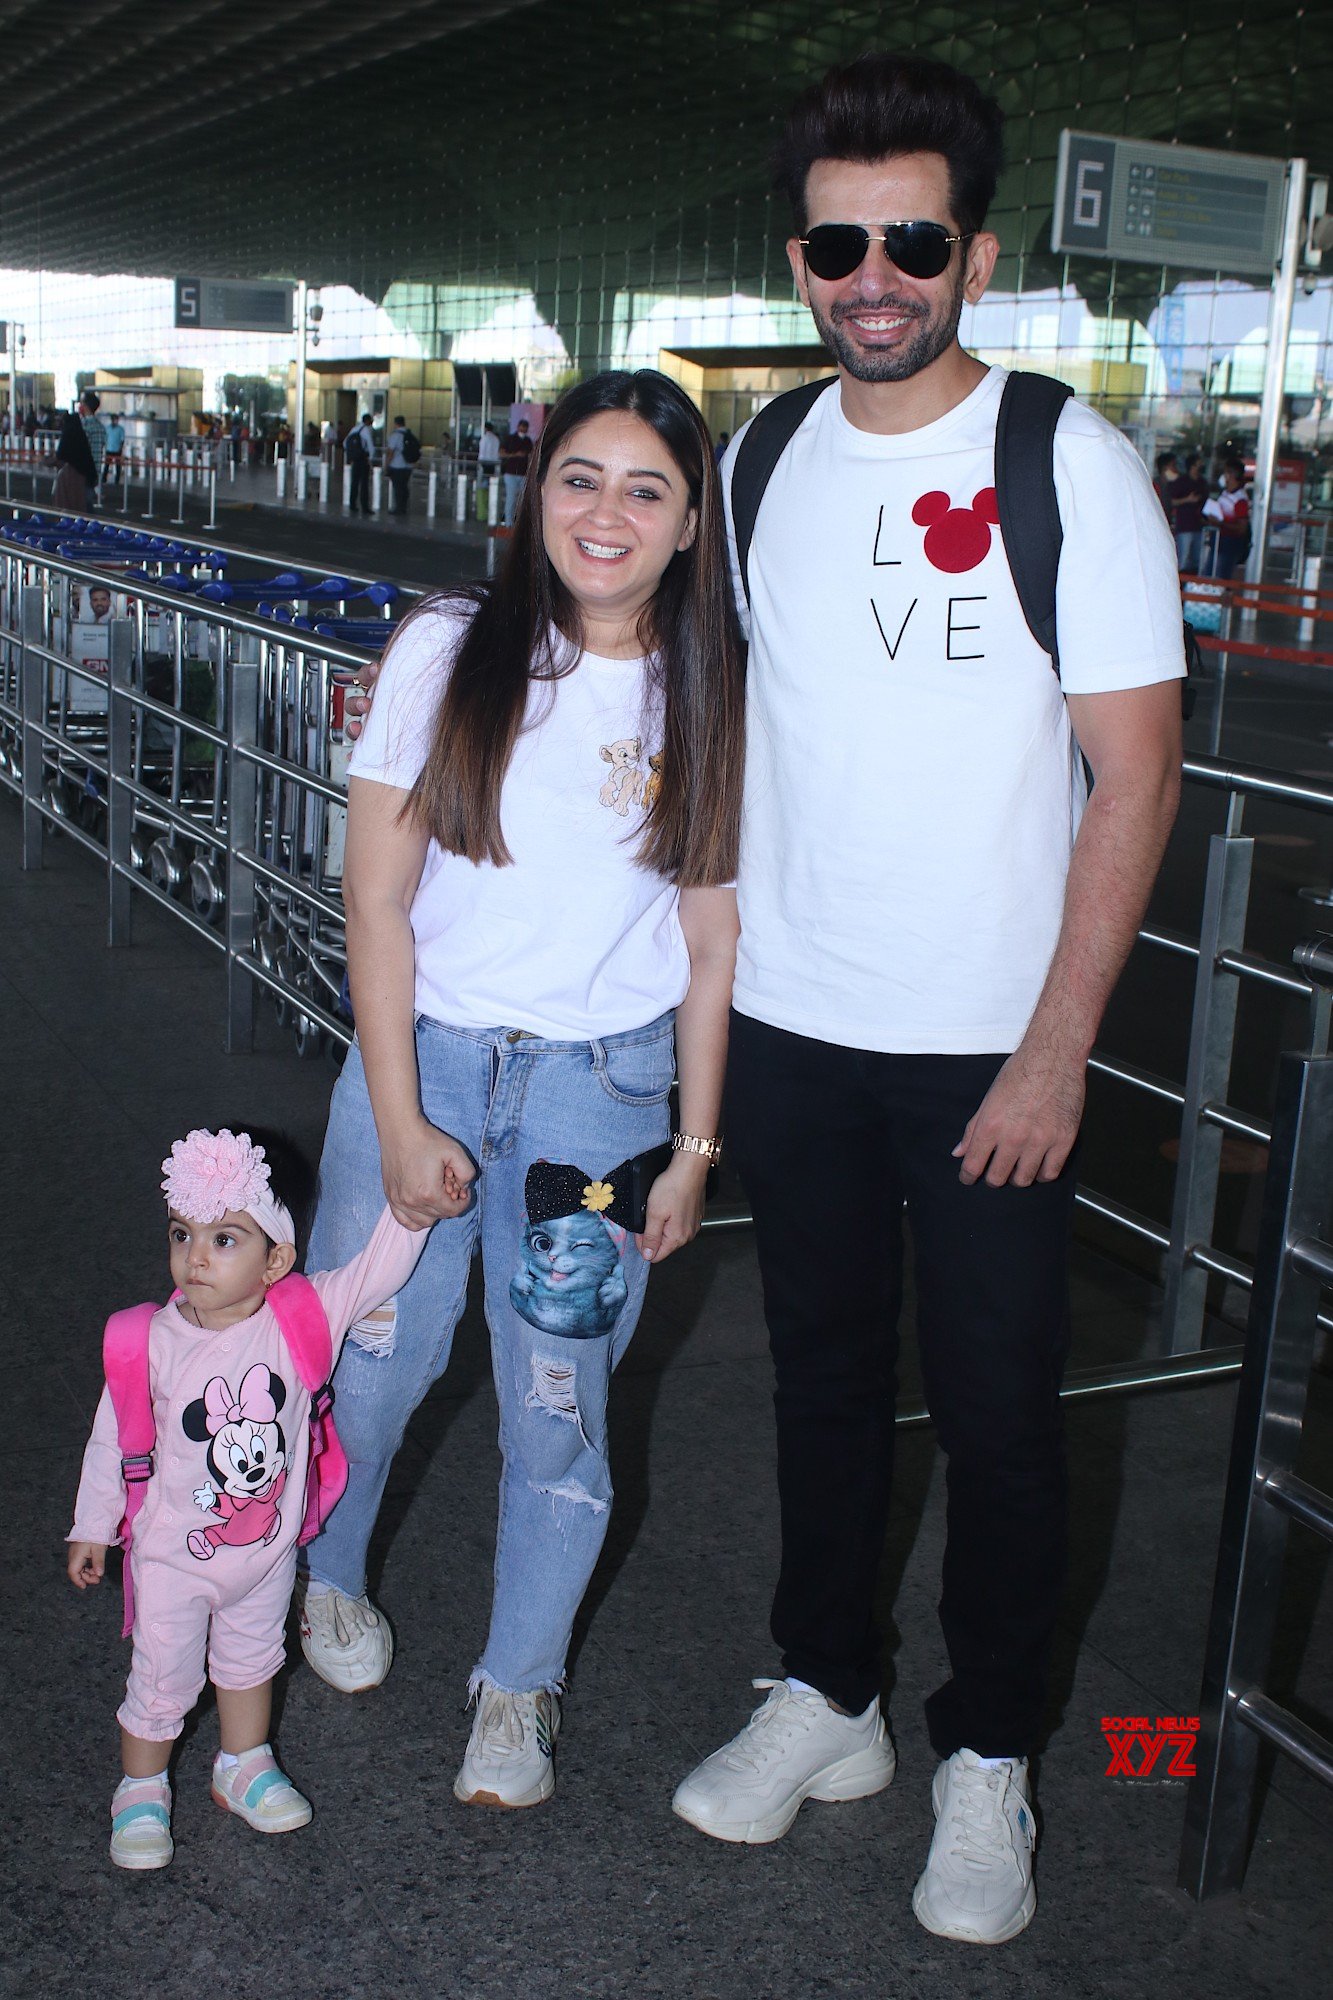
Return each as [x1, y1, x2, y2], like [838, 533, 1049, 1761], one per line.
[348, 606, 688, 1038]
[724, 365, 1185, 1055]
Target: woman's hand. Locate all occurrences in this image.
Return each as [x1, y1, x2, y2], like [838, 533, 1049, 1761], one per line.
[636, 1153, 710, 1265]
[380, 1118, 476, 1229]
[344, 656, 384, 743]
[67, 1542, 106, 1589]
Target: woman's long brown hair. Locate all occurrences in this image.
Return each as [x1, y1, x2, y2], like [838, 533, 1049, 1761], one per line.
[405, 369, 745, 887]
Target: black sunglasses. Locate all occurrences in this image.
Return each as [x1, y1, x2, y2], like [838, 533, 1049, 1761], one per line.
[798, 221, 973, 282]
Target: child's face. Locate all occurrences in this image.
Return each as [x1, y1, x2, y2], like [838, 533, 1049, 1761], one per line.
[168, 1208, 293, 1328]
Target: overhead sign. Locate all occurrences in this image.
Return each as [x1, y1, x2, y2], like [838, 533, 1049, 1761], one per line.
[174, 277, 295, 333]
[1052, 132, 1286, 276]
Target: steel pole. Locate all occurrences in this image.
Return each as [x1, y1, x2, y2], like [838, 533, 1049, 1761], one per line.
[295, 279, 308, 461]
[1249, 158, 1306, 585]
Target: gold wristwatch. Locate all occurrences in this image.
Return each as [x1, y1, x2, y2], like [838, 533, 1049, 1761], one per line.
[672, 1131, 723, 1166]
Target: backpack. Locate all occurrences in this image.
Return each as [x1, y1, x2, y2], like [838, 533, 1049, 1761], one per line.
[731, 369, 1196, 719]
[101, 1273, 348, 1639]
[401, 428, 421, 465]
[344, 427, 367, 464]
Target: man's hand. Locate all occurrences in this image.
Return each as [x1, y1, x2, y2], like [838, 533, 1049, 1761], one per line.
[952, 1043, 1086, 1188]
[637, 1154, 709, 1264]
[381, 1117, 476, 1229]
[67, 1541, 106, 1588]
[343, 655, 384, 743]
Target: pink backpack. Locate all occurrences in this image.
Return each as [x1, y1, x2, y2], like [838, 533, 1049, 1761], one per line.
[102, 1273, 349, 1638]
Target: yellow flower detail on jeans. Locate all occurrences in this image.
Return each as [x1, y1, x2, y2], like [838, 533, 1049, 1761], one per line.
[581, 1180, 615, 1213]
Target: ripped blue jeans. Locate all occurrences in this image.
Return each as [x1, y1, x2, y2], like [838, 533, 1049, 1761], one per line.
[304, 1011, 673, 1695]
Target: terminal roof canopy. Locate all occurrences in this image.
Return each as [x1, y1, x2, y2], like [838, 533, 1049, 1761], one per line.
[1, 0, 1329, 315]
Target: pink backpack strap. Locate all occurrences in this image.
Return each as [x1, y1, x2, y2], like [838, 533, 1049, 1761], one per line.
[266, 1273, 348, 1544]
[102, 1303, 160, 1640]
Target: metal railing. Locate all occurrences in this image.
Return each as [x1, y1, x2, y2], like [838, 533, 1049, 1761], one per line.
[3, 526, 1332, 1401]
[1179, 1004, 1333, 1898]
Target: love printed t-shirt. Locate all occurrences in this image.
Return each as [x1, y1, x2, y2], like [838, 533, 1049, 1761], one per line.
[348, 606, 688, 1038]
[723, 366, 1185, 1055]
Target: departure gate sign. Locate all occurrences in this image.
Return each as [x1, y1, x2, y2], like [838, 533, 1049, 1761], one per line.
[1052, 132, 1285, 276]
[174, 278, 295, 333]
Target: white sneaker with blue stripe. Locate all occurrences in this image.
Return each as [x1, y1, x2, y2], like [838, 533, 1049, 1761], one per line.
[109, 1772, 173, 1870]
[912, 1748, 1037, 1944]
[210, 1744, 313, 1833]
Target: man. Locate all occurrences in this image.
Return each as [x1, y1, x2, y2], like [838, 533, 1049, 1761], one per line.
[345, 410, 375, 516]
[102, 413, 125, 486]
[79, 389, 107, 502]
[383, 414, 412, 516]
[500, 417, 533, 524]
[1209, 458, 1251, 579]
[1169, 453, 1208, 574]
[670, 54, 1184, 1947]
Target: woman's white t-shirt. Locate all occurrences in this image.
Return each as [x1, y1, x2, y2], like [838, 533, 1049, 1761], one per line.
[347, 605, 688, 1038]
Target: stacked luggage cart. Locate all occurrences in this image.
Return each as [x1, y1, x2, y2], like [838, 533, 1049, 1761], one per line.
[0, 504, 413, 1060]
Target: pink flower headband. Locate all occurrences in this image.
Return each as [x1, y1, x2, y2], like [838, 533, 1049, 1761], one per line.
[161, 1128, 295, 1247]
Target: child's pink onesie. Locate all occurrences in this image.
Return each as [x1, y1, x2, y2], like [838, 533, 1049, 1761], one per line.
[70, 1205, 426, 1741]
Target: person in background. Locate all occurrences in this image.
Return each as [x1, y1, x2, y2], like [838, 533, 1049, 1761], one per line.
[345, 411, 375, 516]
[1168, 453, 1208, 574]
[714, 429, 731, 465]
[54, 405, 97, 511]
[477, 421, 501, 497]
[102, 414, 126, 486]
[501, 418, 534, 525]
[1210, 458, 1252, 580]
[80, 390, 107, 502]
[1153, 450, 1178, 521]
[384, 414, 412, 516]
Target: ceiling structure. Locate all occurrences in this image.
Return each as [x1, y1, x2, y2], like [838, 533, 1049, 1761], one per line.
[1, 0, 1331, 363]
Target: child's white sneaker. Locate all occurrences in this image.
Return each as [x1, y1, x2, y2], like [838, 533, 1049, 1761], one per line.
[454, 1685, 560, 1808]
[211, 1744, 312, 1833]
[912, 1748, 1037, 1944]
[297, 1578, 393, 1692]
[110, 1772, 173, 1870]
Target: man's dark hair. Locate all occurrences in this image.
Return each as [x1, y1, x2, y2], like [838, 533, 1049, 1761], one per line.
[772, 52, 1005, 235]
[394, 413, 405, 424]
[1156, 451, 1178, 476]
[1223, 456, 1247, 481]
[79, 388, 100, 412]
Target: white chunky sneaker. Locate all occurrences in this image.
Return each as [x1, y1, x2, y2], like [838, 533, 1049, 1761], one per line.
[672, 1678, 896, 1845]
[211, 1745, 313, 1834]
[912, 1749, 1037, 1944]
[454, 1686, 560, 1808]
[297, 1580, 393, 1693]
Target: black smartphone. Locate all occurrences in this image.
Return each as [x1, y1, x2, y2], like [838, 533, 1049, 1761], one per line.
[626, 1140, 675, 1233]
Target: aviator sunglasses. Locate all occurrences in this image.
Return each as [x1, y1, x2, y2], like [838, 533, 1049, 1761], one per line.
[798, 221, 973, 282]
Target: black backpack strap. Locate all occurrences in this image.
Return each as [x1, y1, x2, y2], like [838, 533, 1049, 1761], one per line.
[994, 370, 1074, 672]
[731, 375, 838, 606]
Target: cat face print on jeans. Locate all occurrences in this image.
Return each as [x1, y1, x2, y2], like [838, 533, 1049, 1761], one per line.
[509, 1160, 632, 1338]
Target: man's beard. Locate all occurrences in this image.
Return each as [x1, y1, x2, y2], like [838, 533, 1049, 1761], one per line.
[808, 269, 967, 384]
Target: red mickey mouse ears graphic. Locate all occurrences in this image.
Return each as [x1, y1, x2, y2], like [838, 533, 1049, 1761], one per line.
[911, 487, 999, 574]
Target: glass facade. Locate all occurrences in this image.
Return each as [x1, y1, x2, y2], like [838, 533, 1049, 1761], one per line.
[3, 0, 1331, 489]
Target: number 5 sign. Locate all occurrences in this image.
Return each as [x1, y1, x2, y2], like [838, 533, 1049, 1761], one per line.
[175, 278, 201, 327]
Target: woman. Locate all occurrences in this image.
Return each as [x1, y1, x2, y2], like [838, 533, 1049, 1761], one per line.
[299, 370, 744, 1809]
[53, 403, 97, 511]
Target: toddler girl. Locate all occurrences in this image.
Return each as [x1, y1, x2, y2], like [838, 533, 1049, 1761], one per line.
[67, 1127, 436, 1869]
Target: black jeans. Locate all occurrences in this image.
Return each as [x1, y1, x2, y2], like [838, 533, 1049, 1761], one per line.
[726, 1010, 1075, 1758]
[348, 458, 371, 514]
[387, 466, 411, 514]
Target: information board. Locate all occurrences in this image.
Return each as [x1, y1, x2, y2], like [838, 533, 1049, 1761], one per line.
[174, 278, 295, 332]
[1052, 132, 1286, 276]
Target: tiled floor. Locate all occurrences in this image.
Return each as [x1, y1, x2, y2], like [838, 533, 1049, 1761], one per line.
[3, 793, 1330, 2000]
